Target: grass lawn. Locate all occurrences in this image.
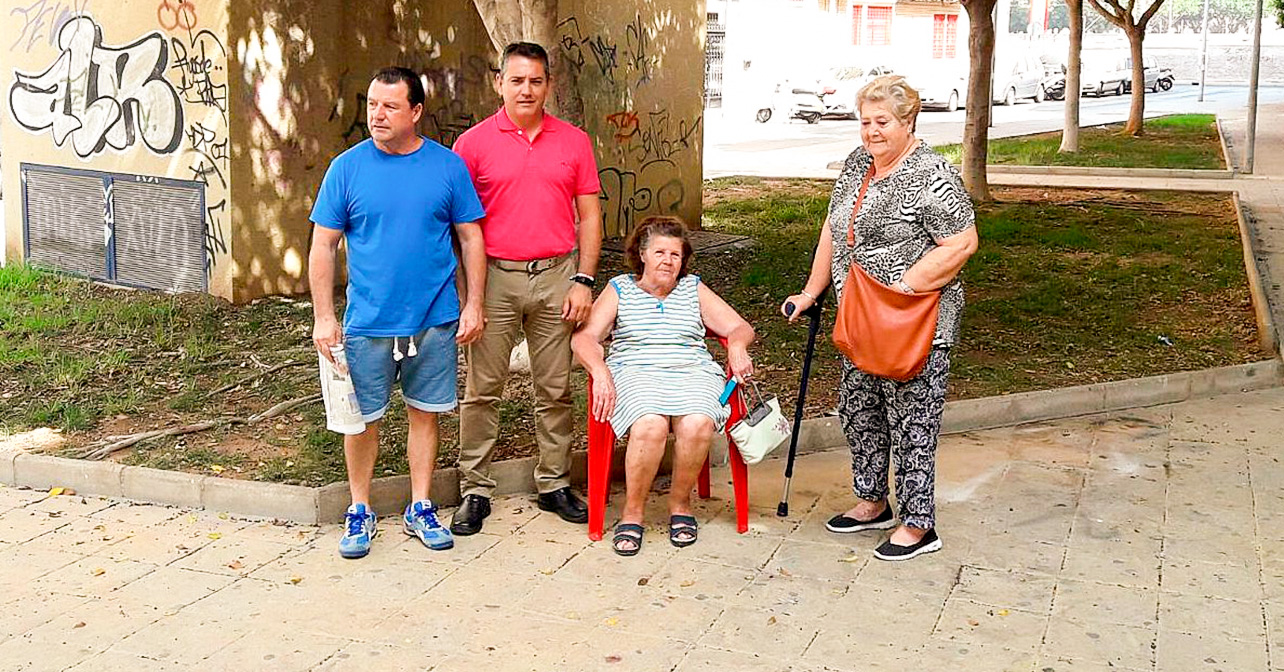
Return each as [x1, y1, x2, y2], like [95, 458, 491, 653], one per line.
[935, 114, 1225, 170]
[0, 177, 1265, 484]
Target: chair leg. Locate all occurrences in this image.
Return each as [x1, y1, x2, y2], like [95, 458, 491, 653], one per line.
[726, 389, 750, 534]
[587, 375, 615, 542]
[727, 439, 750, 534]
[587, 419, 614, 542]
[698, 456, 712, 499]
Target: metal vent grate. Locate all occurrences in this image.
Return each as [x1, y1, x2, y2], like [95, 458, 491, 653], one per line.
[23, 169, 106, 279]
[21, 164, 207, 293]
[113, 181, 206, 293]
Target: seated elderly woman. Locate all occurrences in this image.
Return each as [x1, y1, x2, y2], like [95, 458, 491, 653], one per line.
[572, 215, 754, 556]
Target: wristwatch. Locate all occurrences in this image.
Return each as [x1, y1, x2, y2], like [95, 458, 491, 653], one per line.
[895, 280, 916, 295]
[570, 273, 596, 288]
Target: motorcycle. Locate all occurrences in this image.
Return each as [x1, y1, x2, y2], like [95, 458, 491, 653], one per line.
[1042, 72, 1066, 101]
[755, 82, 825, 124]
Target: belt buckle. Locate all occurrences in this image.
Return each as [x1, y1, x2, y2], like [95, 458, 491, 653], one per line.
[526, 260, 541, 274]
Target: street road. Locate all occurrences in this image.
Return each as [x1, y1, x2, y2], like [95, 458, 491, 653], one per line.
[703, 84, 1284, 177]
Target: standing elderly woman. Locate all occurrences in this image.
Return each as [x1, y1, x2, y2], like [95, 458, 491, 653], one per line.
[782, 75, 977, 561]
[573, 216, 754, 556]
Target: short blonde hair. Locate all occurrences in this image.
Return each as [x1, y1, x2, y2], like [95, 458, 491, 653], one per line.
[857, 75, 922, 131]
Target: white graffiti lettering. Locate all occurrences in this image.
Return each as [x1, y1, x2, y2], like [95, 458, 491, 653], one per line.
[8, 16, 184, 158]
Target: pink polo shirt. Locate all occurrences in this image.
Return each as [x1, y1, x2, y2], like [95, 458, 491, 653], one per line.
[453, 108, 601, 261]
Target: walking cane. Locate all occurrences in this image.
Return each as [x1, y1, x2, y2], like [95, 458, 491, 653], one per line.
[777, 289, 826, 517]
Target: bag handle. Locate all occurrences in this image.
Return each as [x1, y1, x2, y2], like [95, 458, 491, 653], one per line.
[846, 168, 874, 247]
[739, 378, 769, 408]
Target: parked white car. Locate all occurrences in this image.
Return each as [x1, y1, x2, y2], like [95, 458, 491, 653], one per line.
[1081, 53, 1130, 97]
[994, 55, 1047, 105]
[906, 71, 967, 112]
[1122, 54, 1176, 93]
[819, 65, 895, 118]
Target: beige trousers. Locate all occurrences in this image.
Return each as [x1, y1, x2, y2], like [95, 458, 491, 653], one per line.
[459, 254, 575, 498]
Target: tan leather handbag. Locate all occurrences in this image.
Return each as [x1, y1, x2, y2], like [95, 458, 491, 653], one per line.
[831, 169, 940, 381]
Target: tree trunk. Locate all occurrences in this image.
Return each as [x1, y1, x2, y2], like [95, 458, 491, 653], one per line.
[1086, 0, 1166, 136]
[1124, 26, 1146, 136]
[472, 0, 584, 125]
[961, 0, 997, 202]
[1060, 0, 1083, 152]
[472, 0, 521, 51]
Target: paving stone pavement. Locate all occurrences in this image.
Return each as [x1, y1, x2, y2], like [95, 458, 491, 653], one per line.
[2, 387, 1283, 670]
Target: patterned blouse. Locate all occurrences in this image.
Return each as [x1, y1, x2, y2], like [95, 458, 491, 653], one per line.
[827, 143, 976, 346]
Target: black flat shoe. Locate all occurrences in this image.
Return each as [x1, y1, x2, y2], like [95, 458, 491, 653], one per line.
[873, 529, 942, 561]
[450, 494, 491, 536]
[825, 505, 896, 533]
[536, 487, 588, 524]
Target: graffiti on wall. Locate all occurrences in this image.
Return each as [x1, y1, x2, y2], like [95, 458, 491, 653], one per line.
[420, 54, 490, 146]
[9, 16, 185, 158]
[167, 23, 228, 274]
[557, 14, 700, 235]
[8, 0, 90, 52]
[170, 29, 226, 113]
[331, 53, 491, 149]
[155, 0, 197, 32]
[9, 11, 230, 276]
[558, 15, 654, 89]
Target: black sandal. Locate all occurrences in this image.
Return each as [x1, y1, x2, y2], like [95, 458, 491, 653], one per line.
[612, 523, 644, 556]
[669, 515, 698, 548]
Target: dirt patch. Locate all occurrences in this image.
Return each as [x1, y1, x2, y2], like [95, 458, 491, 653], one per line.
[1, 182, 1265, 486]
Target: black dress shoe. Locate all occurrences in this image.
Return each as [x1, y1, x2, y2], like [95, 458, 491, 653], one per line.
[450, 494, 491, 536]
[536, 487, 588, 524]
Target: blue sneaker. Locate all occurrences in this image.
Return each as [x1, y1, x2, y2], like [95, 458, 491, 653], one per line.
[338, 503, 377, 559]
[403, 500, 454, 550]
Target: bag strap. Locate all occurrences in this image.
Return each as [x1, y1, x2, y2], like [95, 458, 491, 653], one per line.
[739, 378, 767, 408]
[846, 168, 874, 247]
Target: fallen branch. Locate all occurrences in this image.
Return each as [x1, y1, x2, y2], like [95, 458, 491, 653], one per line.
[79, 393, 323, 461]
[1000, 198, 1207, 217]
[202, 359, 308, 398]
[247, 394, 322, 423]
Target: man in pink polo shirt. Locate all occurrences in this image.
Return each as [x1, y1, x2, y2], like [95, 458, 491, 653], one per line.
[450, 42, 602, 534]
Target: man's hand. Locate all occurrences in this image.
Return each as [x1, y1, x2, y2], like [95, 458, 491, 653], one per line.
[457, 303, 486, 344]
[313, 315, 343, 370]
[561, 283, 593, 324]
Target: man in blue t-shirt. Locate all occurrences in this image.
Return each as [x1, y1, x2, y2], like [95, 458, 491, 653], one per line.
[309, 67, 487, 559]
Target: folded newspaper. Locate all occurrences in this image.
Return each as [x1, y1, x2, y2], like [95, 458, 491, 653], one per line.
[318, 345, 366, 435]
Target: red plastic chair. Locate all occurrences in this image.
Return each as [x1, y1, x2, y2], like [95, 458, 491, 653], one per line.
[586, 336, 751, 541]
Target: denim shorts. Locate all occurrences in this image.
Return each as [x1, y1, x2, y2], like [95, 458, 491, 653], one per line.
[344, 322, 458, 422]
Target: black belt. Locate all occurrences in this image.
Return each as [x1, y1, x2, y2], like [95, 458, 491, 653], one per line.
[489, 251, 573, 275]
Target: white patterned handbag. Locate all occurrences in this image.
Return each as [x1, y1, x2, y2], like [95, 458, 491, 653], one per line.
[727, 380, 792, 465]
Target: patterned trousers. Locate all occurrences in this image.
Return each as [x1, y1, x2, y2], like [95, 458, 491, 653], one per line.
[837, 348, 951, 530]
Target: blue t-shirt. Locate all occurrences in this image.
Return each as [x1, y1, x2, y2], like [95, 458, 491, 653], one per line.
[310, 137, 486, 337]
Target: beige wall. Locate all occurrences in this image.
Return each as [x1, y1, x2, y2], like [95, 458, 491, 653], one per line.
[4, 0, 706, 302]
[2, 0, 233, 297]
[558, 0, 707, 236]
[228, 0, 495, 301]
[233, 0, 708, 301]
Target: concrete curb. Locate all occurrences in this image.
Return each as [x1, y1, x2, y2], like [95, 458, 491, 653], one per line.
[2, 361, 1277, 524]
[982, 164, 1235, 179]
[937, 359, 1280, 434]
[1215, 115, 1238, 174]
[825, 162, 1237, 179]
[1232, 191, 1279, 353]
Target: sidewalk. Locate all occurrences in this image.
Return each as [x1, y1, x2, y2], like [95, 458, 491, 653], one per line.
[2, 386, 1282, 670]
